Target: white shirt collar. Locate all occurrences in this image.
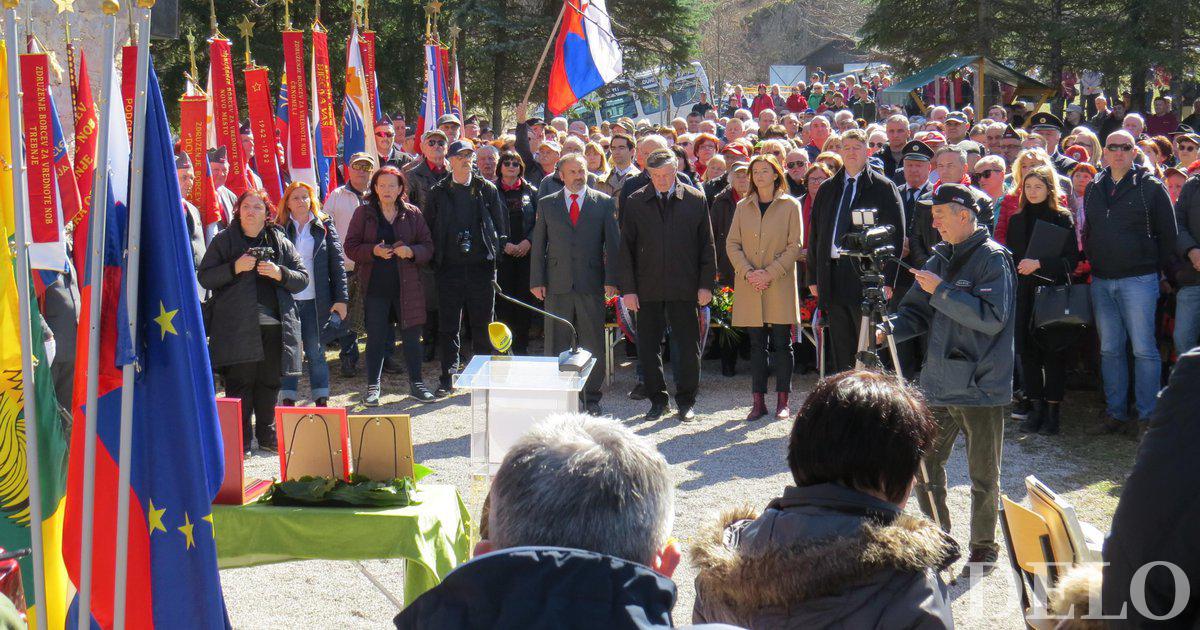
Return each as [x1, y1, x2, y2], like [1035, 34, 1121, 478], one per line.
[566, 184, 589, 199]
[613, 164, 634, 177]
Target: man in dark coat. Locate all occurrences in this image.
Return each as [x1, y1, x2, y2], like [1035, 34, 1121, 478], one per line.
[530, 154, 620, 415]
[424, 140, 509, 396]
[1102, 347, 1200, 627]
[406, 129, 450, 361]
[618, 150, 717, 422]
[394, 413, 738, 630]
[514, 103, 549, 185]
[805, 129, 905, 372]
[374, 116, 414, 170]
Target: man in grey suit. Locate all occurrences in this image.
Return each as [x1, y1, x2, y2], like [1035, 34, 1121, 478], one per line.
[530, 154, 620, 415]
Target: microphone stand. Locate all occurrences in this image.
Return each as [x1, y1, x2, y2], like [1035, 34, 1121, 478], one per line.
[492, 280, 593, 372]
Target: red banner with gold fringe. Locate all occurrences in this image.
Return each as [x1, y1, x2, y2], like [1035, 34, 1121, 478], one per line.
[208, 37, 249, 194]
[20, 53, 58, 245]
[243, 66, 285, 204]
[282, 30, 314, 174]
[311, 27, 338, 158]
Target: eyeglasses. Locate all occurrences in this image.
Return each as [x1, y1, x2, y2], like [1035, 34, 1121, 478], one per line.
[1179, 144, 1199, 152]
[786, 160, 807, 169]
[500, 160, 521, 167]
[1106, 143, 1134, 152]
[868, 142, 885, 148]
[375, 131, 395, 138]
[976, 168, 1002, 178]
[426, 139, 447, 147]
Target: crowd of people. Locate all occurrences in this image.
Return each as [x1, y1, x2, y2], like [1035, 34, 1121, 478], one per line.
[171, 72, 1200, 466]
[157, 70, 1199, 621]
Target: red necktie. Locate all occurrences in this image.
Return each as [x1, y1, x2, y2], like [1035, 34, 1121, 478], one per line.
[569, 193, 580, 226]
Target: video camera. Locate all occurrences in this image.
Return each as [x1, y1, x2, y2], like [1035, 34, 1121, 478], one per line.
[840, 208, 896, 264]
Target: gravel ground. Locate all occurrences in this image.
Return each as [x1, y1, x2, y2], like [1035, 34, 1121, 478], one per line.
[220, 349, 1136, 629]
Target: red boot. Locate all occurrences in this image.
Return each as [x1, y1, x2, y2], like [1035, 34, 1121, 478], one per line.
[775, 392, 791, 420]
[746, 392, 768, 421]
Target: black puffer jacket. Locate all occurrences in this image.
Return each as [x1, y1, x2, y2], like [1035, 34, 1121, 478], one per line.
[691, 483, 957, 629]
[1082, 165, 1177, 280]
[198, 222, 308, 374]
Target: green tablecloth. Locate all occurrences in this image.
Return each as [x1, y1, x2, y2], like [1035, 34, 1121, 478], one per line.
[213, 484, 473, 605]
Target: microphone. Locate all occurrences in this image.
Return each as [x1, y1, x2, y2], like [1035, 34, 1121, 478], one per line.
[491, 280, 593, 372]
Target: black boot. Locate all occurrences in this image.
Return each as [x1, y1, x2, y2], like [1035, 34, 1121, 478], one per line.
[1039, 402, 1061, 435]
[1019, 399, 1045, 433]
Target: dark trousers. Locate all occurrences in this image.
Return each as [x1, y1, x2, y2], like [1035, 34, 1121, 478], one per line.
[637, 300, 700, 408]
[223, 324, 282, 448]
[437, 263, 495, 383]
[544, 292, 606, 403]
[365, 295, 424, 388]
[1022, 338, 1067, 401]
[497, 256, 533, 354]
[339, 272, 360, 366]
[748, 324, 794, 393]
[824, 302, 863, 373]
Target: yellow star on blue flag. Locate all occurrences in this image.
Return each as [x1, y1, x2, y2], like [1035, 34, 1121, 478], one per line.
[154, 301, 179, 340]
[148, 499, 167, 534]
[178, 512, 195, 550]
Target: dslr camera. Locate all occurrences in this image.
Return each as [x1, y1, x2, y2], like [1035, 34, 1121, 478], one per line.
[456, 229, 473, 254]
[246, 246, 277, 262]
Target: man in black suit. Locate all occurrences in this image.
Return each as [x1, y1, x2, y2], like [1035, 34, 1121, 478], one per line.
[530, 154, 621, 415]
[618, 149, 717, 422]
[806, 129, 905, 373]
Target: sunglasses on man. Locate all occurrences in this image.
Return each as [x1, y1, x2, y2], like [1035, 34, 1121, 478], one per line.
[976, 168, 1003, 178]
[786, 160, 807, 169]
[1106, 143, 1134, 152]
[426, 139, 447, 147]
[868, 142, 885, 149]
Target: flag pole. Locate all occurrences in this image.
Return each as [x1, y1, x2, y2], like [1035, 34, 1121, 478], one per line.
[3, 3, 48, 628]
[111, 1, 152, 627]
[76, 1, 120, 628]
[520, 2, 566, 108]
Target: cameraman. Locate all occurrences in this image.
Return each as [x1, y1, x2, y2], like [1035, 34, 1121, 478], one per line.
[806, 128, 905, 372]
[424, 139, 509, 397]
[883, 183, 1015, 576]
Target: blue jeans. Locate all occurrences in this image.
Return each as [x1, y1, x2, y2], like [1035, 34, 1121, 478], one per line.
[281, 299, 331, 401]
[1173, 286, 1200, 355]
[1092, 274, 1161, 420]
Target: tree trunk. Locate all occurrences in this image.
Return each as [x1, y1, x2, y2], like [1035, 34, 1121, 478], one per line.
[1049, 0, 1064, 118]
[492, 50, 506, 131]
[1127, 0, 1148, 112]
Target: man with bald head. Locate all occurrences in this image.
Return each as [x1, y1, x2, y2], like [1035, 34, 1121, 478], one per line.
[1083, 130, 1178, 439]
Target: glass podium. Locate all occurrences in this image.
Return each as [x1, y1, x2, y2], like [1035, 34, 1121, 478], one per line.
[455, 355, 596, 478]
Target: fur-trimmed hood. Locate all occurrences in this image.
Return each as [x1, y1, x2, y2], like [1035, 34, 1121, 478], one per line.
[689, 484, 958, 629]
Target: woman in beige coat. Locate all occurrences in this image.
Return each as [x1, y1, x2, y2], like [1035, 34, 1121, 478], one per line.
[727, 155, 804, 421]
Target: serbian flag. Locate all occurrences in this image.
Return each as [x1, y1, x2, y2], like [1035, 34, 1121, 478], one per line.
[64, 59, 227, 629]
[341, 26, 371, 167]
[547, 0, 623, 115]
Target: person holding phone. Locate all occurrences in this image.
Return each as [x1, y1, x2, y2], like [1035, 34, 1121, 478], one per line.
[345, 166, 436, 406]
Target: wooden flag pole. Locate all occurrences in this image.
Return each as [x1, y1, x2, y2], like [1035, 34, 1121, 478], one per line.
[520, 2, 566, 109]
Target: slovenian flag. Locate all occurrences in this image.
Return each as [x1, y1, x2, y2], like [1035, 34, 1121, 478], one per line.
[547, 0, 623, 115]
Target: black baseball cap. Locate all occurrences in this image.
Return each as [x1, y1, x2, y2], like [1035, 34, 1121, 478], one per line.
[918, 183, 975, 207]
[448, 139, 475, 156]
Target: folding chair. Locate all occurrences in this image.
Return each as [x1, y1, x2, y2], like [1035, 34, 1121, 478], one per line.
[1000, 496, 1060, 629]
[1025, 475, 1103, 564]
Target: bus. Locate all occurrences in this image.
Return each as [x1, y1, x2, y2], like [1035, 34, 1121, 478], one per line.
[559, 61, 712, 127]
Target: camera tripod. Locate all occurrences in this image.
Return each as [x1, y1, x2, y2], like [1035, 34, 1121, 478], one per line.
[852, 269, 945, 534]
